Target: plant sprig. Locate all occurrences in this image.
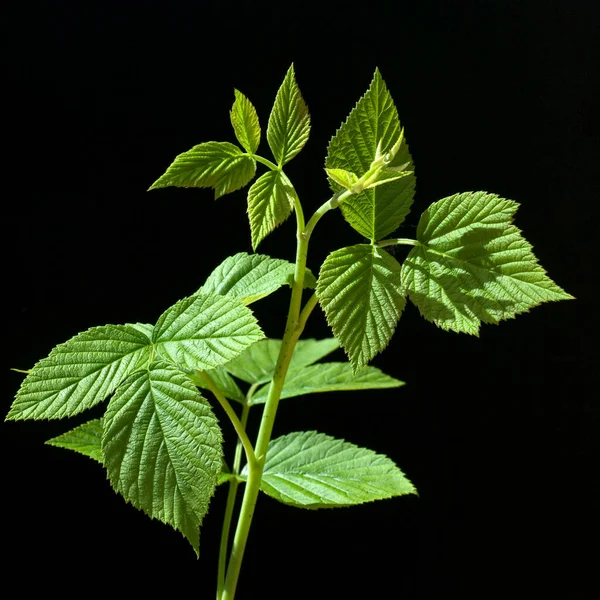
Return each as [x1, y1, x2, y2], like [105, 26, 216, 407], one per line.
[7, 64, 573, 600]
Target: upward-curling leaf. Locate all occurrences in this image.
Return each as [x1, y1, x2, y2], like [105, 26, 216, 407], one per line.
[326, 69, 415, 241]
[230, 89, 261, 154]
[102, 362, 222, 555]
[7, 325, 152, 420]
[267, 64, 310, 166]
[148, 141, 256, 199]
[317, 244, 406, 370]
[198, 252, 316, 305]
[401, 191, 574, 334]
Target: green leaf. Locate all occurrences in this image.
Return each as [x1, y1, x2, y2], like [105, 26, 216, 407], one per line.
[247, 170, 297, 249]
[153, 292, 264, 371]
[148, 141, 256, 199]
[102, 362, 222, 555]
[224, 338, 340, 385]
[401, 191, 574, 334]
[7, 324, 152, 420]
[317, 244, 406, 370]
[242, 431, 415, 508]
[46, 418, 104, 463]
[230, 89, 261, 154]
[188, 366, 245, 404]
[325, 168, 358, 190]
[267, 64, 311, 166]
[250, 362, 404, 404]
[326, 69, 415, 240]
[198, 252, 316, 305]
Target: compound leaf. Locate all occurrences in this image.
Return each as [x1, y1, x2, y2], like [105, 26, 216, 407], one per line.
[153, 293, 264, 371]
[247, 170, 297, 249]
[326, 69, 415, 240]
[198, 252, 316, 305]
[230, 89, 261, 154]
[401, 191, 574, 334]
[243, 431, 415, 508]
[102, 361, 222, 555]
[46, 418, 104, 463]
[148, 141, 256, 199]
[7, 324, 152, 420]
[317, 244, 405, 370]
[250, 362, 403, 404]
[267, 64, 310, 166]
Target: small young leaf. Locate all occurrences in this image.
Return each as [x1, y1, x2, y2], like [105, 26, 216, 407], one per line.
[198, 252, 316, 305]
[317, 244, 405, 370]
[242, 431, 415, 508]
[46, 418, 103, 463]
[224, 338, 340, 385]
[326, 69, 415, 240]
[267, 64, 311, 166]
[247, 170, 297, 249]
[230, 89, 261, 154]
[148, 141, 256, 199]
[7, 324, 152, 420]
[102, 362, 222, 555]
[250, 362, 403, 404]
[401, 191, 574, 334]
[324, 168, 359, 190]
[153, 293, 264, 371]
[188, 366, 245, 404]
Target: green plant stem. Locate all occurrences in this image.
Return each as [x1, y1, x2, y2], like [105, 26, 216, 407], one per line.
[303, 189, 351, 241]
[252, 154, 280, 171]
[221, 194, 314, 600]
[377, 237, 420, 247]
[197, 371, 257, 467]
[217, 400, 251, 600]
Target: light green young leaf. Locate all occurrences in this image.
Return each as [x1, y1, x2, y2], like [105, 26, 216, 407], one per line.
[401, 191, 574, 334]
[148, 141, 256, 199]
[247, 170, 297, 249]
[188, 366, 245, 404]
[324, 168, 359, 190]
[7, 325, 152, 420]
[317, 244, 405, 370]
[102, 362, 222, 555]
[230, 89, 261, 154]
[242, 431, 415, 508]
[224, 338, 340, 385]
[250, 362, 404, 404]
[198, 252, 316, 305]
[46, 418, 103, 463]
[153, 293, 264, 371]
[267, 64, 311, 166]
[326, 69, 415, 240]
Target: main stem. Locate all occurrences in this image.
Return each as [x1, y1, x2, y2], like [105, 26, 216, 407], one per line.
[221, 196, 310, 600]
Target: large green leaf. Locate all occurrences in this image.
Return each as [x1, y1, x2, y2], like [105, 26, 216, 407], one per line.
[326, 69, 415, 240]
[188, 366, 245, 404]
[242, 431, 415, 508]
[401, 191, 574, 334]
[153, 292, 264, 371]
[148, 141, 256, 199]
[224, 338, 340, 385]
[46, 418, 103, 463]
[198, 252, 316, 305]
[267, 64, 310, 166]
[230, 89, 261, 154]
[102, 362, 222, 555]
[317, 244, 405, 370]
[7, 324, 152, 420]
[247, 170, 297, 249]
[249, 362, 403, 404]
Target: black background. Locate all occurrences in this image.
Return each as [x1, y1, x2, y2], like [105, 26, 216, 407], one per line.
[3, 1, 598, 598]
